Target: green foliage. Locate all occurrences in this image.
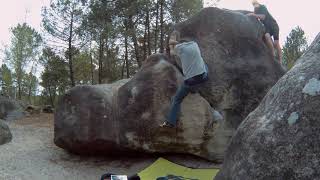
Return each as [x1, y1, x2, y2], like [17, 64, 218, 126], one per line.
[6, 23, 42, 100]
[0, 0, 207, 105]
[82, 0, 114, 40]
[42, 0, 88, 87]
[40, 48, 69, 106]
[0, 64, 14, 97]
[42, 0, 86, 44]
[22, 72, 39, 104]
[73, 51, 93, 85]
[282, 26, 308, 69]
[170, 0, 203, 23]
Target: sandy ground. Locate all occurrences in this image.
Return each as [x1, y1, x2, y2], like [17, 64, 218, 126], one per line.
[0, 114, 219, 180]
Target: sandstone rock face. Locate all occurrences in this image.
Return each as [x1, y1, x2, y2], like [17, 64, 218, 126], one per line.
[54, 79, 130, 154]
[54, 7, 284, 161]
[216, 34, 320, 180]
[0, 96, 25, 121]
[0, 120, 12, 145]
[174, 7, 284, 129]
[116, 55, 229, 161]
[55, 54, 226, 161]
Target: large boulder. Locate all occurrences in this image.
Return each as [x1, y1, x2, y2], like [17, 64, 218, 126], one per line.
[55, 55, 225, 161]
[116, 55, 228, 161]
[0, 96, 26, 121]
[216, 34, 320, 180]
[54, 79, 130, 154]
[174, 7, 284, 129]
[0, 119, 12, 145]
[54, 7, 284, 161]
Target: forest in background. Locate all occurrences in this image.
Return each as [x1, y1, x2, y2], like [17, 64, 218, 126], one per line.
[0, 0, 308, 107]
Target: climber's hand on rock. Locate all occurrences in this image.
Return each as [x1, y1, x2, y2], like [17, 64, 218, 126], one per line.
[247, 13, 258, 18]
[169, 39, 178, 45]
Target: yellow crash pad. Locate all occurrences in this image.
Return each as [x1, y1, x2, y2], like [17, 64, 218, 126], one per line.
[138, 158, 219, 180]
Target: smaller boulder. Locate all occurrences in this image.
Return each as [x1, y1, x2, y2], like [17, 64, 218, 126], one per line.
[0, 120, 12, 145]
[25, 105, 41, 114]
[0, 96, 26, 121]
[42, 105, 54, 113]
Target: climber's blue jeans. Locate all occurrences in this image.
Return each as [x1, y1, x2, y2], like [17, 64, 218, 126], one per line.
[166, 68, 209, 126]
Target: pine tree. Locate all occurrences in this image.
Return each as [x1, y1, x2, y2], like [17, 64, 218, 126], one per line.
[42, 0, 88, 87]
[6, 23, 42, 100]
[282, 26, 308, 69]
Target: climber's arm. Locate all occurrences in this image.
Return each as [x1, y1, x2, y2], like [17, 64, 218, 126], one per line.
[254, 14, 266, 20]
[247, 13, 266, 20]
[169, 39, 178, 46]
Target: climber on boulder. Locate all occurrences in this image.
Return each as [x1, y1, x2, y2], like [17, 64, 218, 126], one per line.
[160, 31, 208, 128]
[247, 0, 282, 64]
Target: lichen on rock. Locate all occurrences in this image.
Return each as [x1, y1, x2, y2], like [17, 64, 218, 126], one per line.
[303, 78, 320, 96]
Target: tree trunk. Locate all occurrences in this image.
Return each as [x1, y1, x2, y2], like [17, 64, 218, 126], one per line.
[121, 58, 126, 79]
[48, 86, 55, 107]
[143, 12, 148, 61]
[28, 74, 33, 104]
[124, 29, 129, 78]
[68, 11, 75, 87]
[105, 36, 110, 82]
[143, 28, 147, 61]
[98, 36, 104, 84]
[154, 0, 159, 53]
[88, 36, 94, 85]
[128, 16, 141, 67]
[18, 80, 21, 100]
[17, 67, 22, 100]
[28, 63, 36, 104]
[159, 0, 165, 53]
[147, 8, 151, 56]
[90, 43, 94, 85]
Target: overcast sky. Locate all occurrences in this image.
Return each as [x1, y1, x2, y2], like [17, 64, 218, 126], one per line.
[0, 0, 319, 64]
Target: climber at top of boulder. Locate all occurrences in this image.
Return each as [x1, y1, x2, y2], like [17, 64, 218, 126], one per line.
[247, 0, 282, 64]
[160, 31, 209, 128]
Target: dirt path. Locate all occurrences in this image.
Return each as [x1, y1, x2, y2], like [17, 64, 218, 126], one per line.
[0, 114, 218, 180]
